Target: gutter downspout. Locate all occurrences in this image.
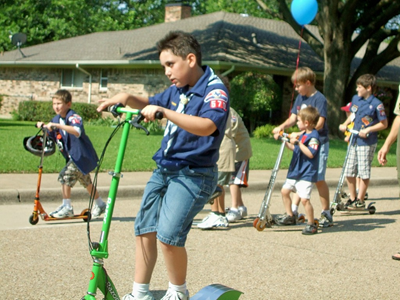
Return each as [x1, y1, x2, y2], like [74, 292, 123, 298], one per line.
[221, 65, 235, 77]
[76, 64, 92, 103]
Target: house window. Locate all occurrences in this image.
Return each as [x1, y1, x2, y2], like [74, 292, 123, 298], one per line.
[61, 69, 85, 88]
[100, 69, 108, 91]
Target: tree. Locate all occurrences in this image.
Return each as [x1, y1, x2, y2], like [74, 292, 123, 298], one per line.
[230, 71, 281, 132]
[255, 0, 400, 135]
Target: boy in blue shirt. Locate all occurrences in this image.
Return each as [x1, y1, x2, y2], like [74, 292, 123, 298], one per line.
[276, 106, 321, 235]
[97, 31, 229, 300]
[37, 89, 106, 219]
[339, 74, 387, 208]
[272, 67, 332, 228]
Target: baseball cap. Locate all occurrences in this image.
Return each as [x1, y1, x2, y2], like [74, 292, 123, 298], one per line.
[341, 102, 352, 112]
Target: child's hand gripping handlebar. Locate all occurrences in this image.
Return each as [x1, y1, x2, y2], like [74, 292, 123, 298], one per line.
[107, 103, 163, 135]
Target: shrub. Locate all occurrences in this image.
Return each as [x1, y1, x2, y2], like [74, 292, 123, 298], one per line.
[253, 124, 298, 138]
[16, 101, 101, 122]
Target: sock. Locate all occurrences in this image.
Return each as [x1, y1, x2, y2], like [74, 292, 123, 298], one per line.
[168, 281, 187, 294]
[230, 208, 239, 212]
[132, 282, 150, 298]
[213, 211, 225, 217]
[323, 209, 332, 217]
[95, 197, 104, 206]
[63, 199, 72, 208]
[291, 204, 298, 214]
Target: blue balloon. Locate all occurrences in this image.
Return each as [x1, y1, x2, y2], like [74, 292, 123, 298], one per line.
[291, 0, 318, 26]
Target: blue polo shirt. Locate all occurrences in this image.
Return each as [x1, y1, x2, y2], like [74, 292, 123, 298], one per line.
[150, 66, 229, 169]
[51, 109, 99, 175]
[350, 95, 386, 146]
[287, 129, 320, 183]
[291, 91, 329, 144]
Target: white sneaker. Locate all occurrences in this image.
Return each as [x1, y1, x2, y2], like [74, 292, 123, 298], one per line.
[238, 206, 248, 218]
[92, 202, 107, 218]
[226, 209, 242, 222]
[52, 206, 74, 219]
[160, 289, 189, 300]
[122, 292, 155, 300]
[49, 204, 64, 217]
[197, 213, 228, 229]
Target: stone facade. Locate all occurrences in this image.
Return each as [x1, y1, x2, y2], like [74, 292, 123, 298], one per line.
[0, 67, 170, 117]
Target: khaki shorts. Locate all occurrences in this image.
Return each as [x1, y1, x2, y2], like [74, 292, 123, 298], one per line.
[58, 160, 92, 188]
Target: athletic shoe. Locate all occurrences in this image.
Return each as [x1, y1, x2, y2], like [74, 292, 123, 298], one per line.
[226, 209, 242, 222]
[302, 224, 318, 235]
[319, 211, 333, 228]
[197, 213, 229, 229]
[91, 202, 107, 218]
[275, 213, 297, 226]
[121, 292, 155, 300]
[49, 204, 64, 217]
[348, 199, 365, 208]
[238, 206, 248, 218]
[345, 198, 355, 207]
[52, 206, 74, 219]
[160, 289, 189, 300]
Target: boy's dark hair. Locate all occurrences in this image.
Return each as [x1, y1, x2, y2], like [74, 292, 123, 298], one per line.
[52, 89, 72, 104]
[356, 74, 376, 93]
[291, 67, 316, 85]
[156, 31, 202, 66]
[299, 106, 320, 127]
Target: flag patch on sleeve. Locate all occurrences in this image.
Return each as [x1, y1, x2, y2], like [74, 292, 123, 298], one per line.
[309, 138, 319, 150]
[205, 89, 228, 111]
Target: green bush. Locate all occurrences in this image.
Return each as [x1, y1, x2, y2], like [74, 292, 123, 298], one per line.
[253, 124, 298, 138]
[16, 100, 101, 122]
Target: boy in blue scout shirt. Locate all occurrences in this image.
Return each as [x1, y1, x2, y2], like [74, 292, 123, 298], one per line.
[36, 89, 106, 219]
[275, 106, 321, 235]
[339, 74, 388, 208]
[97, 31, 229, 300]
[272, 67, 332, 228]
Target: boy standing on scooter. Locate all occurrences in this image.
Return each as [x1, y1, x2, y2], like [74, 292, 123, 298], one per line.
[97, 31, 229, 300]
[272, 67, 332, 228]
[276, 107, 321, 235]
[339, 74, 388, 208]
[36, 89, 106, 219]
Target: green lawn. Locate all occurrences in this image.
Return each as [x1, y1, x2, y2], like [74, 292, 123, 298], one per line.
[0, 119, 397, 173]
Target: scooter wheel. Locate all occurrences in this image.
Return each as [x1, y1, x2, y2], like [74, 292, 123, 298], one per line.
[253, 218, 266, 231]
[314, 218, 319, 227]
[368, 206, 376, 215]
[29, 214, 39, 225]
[330, 208, 336, 216]
[83, 211, 91, 222]
[298, 214, 306, 223]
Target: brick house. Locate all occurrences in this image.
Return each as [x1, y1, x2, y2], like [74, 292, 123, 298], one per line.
[1, 3, 399, 123]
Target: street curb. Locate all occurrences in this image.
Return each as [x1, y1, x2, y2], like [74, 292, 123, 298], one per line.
[2, 177, 398, 204]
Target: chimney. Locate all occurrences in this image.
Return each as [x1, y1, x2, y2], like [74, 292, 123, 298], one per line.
[165, 2, 192, 23]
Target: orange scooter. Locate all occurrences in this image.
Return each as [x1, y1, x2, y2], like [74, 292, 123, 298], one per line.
[24, 126, 90, 225]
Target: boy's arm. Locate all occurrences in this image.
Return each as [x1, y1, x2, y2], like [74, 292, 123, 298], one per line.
[47, 122, 80, 137]
[297, 140, 314, 159]
[315, 116, 326, 131]
[378, 116, 400, 165]
[272, 113, 297, 134]
[141, 105, 218, 136]
[360, 119, 388, 138]
[97, 93, 149, 112]
[339, 115, 352, 132]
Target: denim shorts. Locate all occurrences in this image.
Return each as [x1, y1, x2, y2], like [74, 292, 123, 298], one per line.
[134, 165, 218, 247]
[317, 142, 329, 182]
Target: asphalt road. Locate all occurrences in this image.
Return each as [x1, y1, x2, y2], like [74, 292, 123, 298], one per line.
[1, 184, 400, 300]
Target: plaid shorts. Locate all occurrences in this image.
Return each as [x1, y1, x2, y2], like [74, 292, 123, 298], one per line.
[58, 160, 92, 188]
[344, 143, 377, 179]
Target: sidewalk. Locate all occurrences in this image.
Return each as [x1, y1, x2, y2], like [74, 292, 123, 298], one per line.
[0, 167, 397, 203]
